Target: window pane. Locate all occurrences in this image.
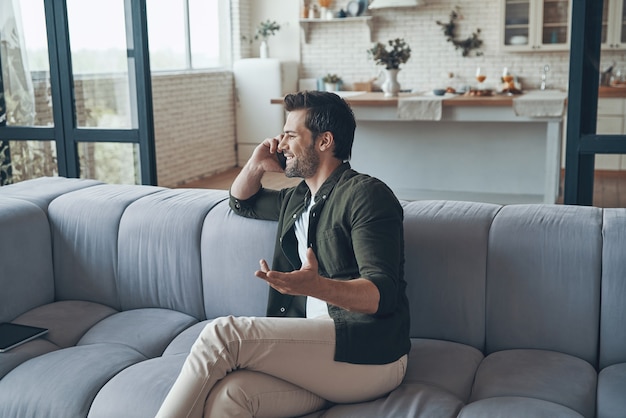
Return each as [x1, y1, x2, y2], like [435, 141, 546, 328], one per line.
[66, 0, 134, 129]
[0, 0, 53, 127]
[78, 142, 140, 184]
[189, 0, 221, 68]
[147, 0, 187, 71]
[1, 140, 58, 185]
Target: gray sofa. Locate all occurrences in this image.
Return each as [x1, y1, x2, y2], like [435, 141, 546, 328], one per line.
[0, 176, 625, 418]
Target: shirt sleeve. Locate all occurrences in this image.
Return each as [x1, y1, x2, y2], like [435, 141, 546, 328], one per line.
[229, 187, 284, 221]
[349, 179, 404, 316]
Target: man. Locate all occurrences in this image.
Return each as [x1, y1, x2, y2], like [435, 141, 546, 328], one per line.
[156, 91, 410, 417]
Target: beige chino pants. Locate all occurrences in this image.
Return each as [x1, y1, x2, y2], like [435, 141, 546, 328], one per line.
[156, 316, 407, 418]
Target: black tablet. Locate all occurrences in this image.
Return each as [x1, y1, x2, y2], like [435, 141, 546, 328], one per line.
[0, 322, 49, 352]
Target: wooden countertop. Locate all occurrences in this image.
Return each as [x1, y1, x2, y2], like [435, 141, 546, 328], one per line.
[270, 92, 517, 107]
[271, 87, 626, 107]
[599, 86, 626, 97]
[341, 92, 517, 107]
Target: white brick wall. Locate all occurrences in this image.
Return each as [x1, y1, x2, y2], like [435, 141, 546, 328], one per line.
[299, 0, 626, 92]
[152, 71, 236, 187]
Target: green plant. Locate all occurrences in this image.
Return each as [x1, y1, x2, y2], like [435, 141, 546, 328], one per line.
[368, 38, 411, 70]
[254, 20, 281, 41]
[436, 7, 483, 57]
[322, 73, 342, 83]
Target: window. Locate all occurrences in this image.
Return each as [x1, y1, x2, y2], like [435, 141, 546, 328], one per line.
[147, 0, 231, 71]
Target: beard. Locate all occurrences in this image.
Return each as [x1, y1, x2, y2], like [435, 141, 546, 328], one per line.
[284, 141, 320, 179]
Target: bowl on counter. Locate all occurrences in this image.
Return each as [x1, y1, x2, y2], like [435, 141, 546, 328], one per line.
[433, 89, 447, 96]
[509, 35, 528, 45]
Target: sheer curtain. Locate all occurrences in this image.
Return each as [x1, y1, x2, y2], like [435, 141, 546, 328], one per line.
[0, 0, 35, 185]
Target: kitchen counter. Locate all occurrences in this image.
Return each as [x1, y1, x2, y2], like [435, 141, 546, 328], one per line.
[599, 86, 626, 97]
[272, 90, 567, 204]
[272, 87, 626, 106]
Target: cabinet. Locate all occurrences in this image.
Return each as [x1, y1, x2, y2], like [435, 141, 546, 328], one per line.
[501, 0, 570, 52]
[596, 98, 626, 170]
[601, 0, 626, 50]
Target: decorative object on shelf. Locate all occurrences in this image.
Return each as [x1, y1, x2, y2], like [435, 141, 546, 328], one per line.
[322, 73, 342, 91]
[318, 0, 332, 19]
[368, 38, 411, 97]
[436, 6, 483, 57]
[347, 1, 361, 16]
[244, 20, 281, 58]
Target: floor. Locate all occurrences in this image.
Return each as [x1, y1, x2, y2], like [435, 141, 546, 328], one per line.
[180, 167, 626, 208]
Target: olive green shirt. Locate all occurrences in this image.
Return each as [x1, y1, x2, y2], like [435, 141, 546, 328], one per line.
[229, 163, 410, 365]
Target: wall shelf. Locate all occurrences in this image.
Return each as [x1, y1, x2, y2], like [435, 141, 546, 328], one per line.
[299, 16, 373, 43]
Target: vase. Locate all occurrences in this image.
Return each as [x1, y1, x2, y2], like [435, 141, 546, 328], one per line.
[324, 82, 339, 92]
[260, 40, 269, 58]
[382, 68, 401, 97]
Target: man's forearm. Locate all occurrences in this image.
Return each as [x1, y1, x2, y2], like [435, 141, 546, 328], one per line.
[315, 277, 380, 315]
[230, 162, 264, 200]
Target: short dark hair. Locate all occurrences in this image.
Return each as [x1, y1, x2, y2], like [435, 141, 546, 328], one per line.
[283, 91, 356, 161]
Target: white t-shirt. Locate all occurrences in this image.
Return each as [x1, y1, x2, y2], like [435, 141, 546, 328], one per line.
[294, 195, 331, 319]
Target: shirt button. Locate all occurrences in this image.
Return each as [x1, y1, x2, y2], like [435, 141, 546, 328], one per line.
[280, 307, 286, 313]
[322, 195, 327, 199]
[312, 212, 316, 217]
[235, 203, 241, 209]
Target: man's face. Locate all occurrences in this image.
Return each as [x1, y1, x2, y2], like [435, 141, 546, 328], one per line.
[280, 110, 320, 179]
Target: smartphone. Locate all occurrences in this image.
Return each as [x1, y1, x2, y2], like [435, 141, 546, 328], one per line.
[276, 151, 287, 170]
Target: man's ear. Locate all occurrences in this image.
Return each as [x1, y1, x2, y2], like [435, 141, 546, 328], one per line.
[318, 131, 334, 152]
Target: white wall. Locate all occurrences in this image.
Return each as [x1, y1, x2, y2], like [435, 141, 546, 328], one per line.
[245, 0, 626, 94]
[248, 0, 300, 61]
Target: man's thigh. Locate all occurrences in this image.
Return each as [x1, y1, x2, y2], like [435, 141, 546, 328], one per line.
[204, 370, 331, 418]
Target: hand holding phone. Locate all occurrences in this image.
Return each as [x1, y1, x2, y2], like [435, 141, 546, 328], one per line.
[276, 150, 287, 170]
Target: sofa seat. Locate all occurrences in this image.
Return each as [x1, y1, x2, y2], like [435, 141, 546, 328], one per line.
[0, 343, 146, 417]
[458, 396, 585, 417]
[596, 363, 626, 418]
[88, 321, 212, 418]
[0, 306, 199, 417]
[76, 308, 198, 358]
[467, 349, 597, 417]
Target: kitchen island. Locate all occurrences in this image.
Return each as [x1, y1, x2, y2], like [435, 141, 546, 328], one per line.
[273, 91, 566, 204]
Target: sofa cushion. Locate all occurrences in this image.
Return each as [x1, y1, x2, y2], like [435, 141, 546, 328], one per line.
[200, 200, 272, 319]
[162, 320, 210, 356]
[458, 396, 584, 418]
[0, 198, 54, 323]
[77, 308, 198, 358]
[486, 204, 602, 365]
[117, 188, 228, 319]
[12, 300, 117, 348]
[0, 343, 146, 418]
[49, 184, 164, 309]
[87, 354, 186, 418]
[0, 338, 58, 380]
[599, 209, 626, 369]
[0, 176, 101, 212]
[402, 200, 500, 351]
[318, 383, 464, 418]
[469, 349, 597, 417]
[596, 363, 626, 418]
[405, 338, 483, 403]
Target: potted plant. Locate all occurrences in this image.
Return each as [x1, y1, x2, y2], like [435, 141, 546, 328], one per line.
[322, 73, 342, 91]
[368, 38, 411, 97]
[252, 20, 281, 58]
